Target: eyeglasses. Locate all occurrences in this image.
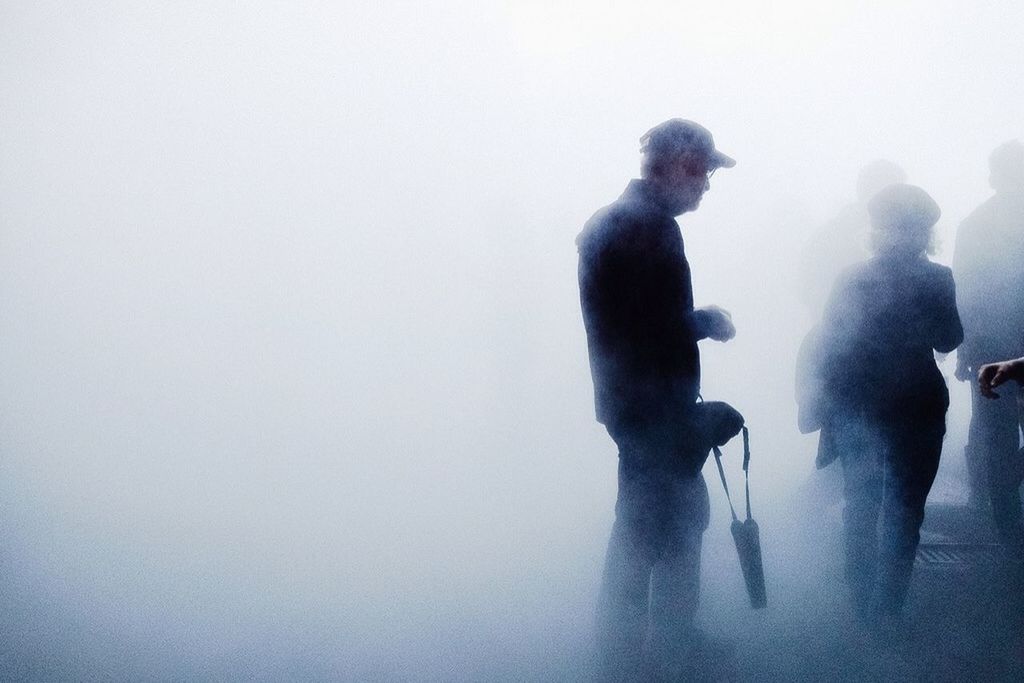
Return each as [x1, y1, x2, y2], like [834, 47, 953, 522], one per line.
[673, 161, 719, 180]
[683, 164, 717, 180]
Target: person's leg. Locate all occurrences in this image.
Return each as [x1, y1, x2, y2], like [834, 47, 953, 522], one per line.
[595, 461, 658, 681]
[964, 381, 992, 510]
[647, 473, 710, 677]
[596, 518, 653, 680]
[875, 419, 944, 617]
[969, 381, 1024, 545]
[837, 416, 884, 621]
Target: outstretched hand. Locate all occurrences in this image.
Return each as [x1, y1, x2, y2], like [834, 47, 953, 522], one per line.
[978, 358, 1024, 399]
[694, 305, 736, 342]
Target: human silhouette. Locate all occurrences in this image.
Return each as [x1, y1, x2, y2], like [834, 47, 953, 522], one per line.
[953, 140, 1024, 544]
[577, 119, 743, 681]
[800, 160, 908, 320]
[814, 184, 962, 629]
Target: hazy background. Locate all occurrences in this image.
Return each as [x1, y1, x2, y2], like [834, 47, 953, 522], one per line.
[1, 1, 1022, 679]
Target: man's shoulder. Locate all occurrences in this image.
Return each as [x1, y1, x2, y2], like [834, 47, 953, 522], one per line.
[578, 202, 616, 241]
[958, 194, 1000, 235]
[578, 194, 670, 253]
[922, 260, 953, 278]
[834, 259, 873, 287]
[577, 205, 615, 258]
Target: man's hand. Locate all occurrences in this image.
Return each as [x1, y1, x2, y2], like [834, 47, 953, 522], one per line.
[955, 353, 973, 382]
[694, 305, 736, 342]
[978, 357, 1024, 399]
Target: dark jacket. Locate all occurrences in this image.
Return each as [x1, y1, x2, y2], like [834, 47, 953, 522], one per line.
[577, 179, 702, 429]
[812, 255, 962, 468]
[952, 191, 1024, 364]
[821, 255, 963, 420]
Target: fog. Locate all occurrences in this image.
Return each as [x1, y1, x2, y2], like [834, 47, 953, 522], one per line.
[2, 1, 1023, 680]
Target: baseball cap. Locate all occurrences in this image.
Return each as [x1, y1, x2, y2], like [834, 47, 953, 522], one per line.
[640, 118, 736, 171]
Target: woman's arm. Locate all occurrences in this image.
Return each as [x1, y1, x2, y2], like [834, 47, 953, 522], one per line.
[932, 267, 964, 354]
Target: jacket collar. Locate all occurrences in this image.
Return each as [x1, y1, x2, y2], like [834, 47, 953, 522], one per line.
[621, 178, 677, 217]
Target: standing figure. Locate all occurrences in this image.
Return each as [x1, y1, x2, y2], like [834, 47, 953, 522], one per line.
[799, 160, 907, 320]
[817, 184, 962, 628]
[953, 140, 1024, 544]
[577, 119, 742, 680]
[793, 162, 908, 516]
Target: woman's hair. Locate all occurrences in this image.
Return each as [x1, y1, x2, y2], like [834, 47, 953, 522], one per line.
[867, 183, 941, 256]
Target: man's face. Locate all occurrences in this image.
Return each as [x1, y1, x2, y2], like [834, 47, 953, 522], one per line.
[657, 157, 713, 215]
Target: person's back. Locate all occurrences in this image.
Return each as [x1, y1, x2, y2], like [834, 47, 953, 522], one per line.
[952, 139, 1024, 542]
[800, 160, 908, 319]
[815, 183, 961, 627]
[823, 255, 961, 417]
[954, 189, 1024, 364]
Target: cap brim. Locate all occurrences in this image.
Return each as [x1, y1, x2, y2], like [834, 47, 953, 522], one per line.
[710, 150, 736, 169]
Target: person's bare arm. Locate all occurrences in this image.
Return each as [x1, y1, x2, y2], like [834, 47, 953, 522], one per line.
[978, 357, 1024, 399]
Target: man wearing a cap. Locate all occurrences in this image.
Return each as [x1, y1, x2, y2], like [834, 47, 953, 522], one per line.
[577, 119, 740, 679]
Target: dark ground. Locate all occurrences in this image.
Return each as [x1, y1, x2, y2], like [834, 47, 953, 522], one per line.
[690, 500, 1024, 682]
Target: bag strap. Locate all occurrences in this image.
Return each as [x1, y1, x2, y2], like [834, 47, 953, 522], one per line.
[713, 426, 753, 522]
[743, 426, 752, 521]
[712, 445, 738, 522]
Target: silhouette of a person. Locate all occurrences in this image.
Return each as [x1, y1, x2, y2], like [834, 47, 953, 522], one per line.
[816, 184, 962, 629]
[577, 119, 742, 680]
[953, 140, 1024, 544]
[800, 160, 908, 320]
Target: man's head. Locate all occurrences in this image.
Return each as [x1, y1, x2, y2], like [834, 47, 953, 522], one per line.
[640, 119, 735, 215]
[989, 140, 1024, 193]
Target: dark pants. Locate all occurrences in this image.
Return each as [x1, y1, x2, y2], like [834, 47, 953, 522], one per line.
[965, 381, 1024, 545]
[836, 411, 945, 620]
[595, 425, 710, 681]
